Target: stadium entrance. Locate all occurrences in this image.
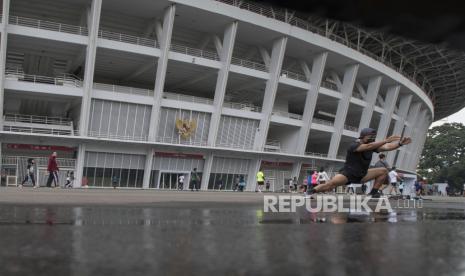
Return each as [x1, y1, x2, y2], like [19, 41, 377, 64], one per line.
[158, 171, 190, 190]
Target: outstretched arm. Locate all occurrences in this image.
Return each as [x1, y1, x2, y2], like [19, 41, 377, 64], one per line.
[378, 137, 412, 152]
[355, 136, 401, 152]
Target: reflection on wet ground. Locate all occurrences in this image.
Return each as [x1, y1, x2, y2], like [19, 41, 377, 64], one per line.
[1, 202, 465, 275]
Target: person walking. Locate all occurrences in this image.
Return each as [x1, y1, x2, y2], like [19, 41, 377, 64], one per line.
[65, 171, 74, 188]
[256, 169, 265, 193]
[190, 168, 200, 191]
[238, 176, 246, 192]
[20, 158, 36, 188]
[317, 168, 329, 185]
[46, 152, 59, 188]
[388, 167, 401, 195]
[233, 176, 240, 191]
[372, 153, 390, 194]
[178, 174, 185, 190]
[112, 175, 119, 189]
[311, 128, 412, 198]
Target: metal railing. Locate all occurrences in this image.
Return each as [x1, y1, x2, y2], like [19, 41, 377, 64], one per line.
[214, 0, 433, 99]
[264, 140, 281, 152]
[3, 125, 73, 136]
[305, 152, 328, 158]
[5, 69, 83, 87]
[98, 30, 159, 48]
[215, 142, 252, 150]
[156, 136, 208, 147]
[93, 83, 154, 97]
[223, 101, 262, 112]
[320, 80, 339, 91]
[344, 124, 359, 132]
[312, 118, 334, 126]
[2, 156, 76, 168]
[9, 15, 88, 36]
[281, 70, 307, 82]
[4, 114, 73, 126]
[170, 43, 220, 61]
[163, 92, 214, 105]
[230, 57, 268, 72]
[87, 131, 148, 142]
[272, 110, 303, 120]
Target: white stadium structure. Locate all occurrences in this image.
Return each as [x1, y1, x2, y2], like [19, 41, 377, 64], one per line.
[0, 0, 464, 190]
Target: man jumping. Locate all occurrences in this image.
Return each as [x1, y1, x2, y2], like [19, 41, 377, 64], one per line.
[311, 128, 412, 198]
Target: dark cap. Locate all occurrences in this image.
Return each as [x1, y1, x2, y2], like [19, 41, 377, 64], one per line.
[359, 128, 377, 138]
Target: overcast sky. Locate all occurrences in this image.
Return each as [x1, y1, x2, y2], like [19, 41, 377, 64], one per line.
[430, 107, 465, 128]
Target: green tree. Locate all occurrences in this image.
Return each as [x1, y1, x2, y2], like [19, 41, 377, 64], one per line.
[418, 123, 465, 190]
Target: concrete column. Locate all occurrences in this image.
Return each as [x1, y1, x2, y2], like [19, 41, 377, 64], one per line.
[246, 158, 261, 191]
[147, 4, 176, 141]
[395, 102, 421, 168]
[358, 76, 382, 130]
[200, 153, 214, 190]
[291, 161, 302, 179]
[408, 118, 428, 171]
[253, 37, 287, 150]
[295, 52, 328, 155]
[375, 85, 400, 141]
[142, 148, 155, 189]
[207, 21, 238, 146]
[328, 64, 359, 159]
[386, 94, 412, 165]
[78, 0, 102, 136]
[0, 0, 10, 130]
[74, 144, 86, 188]
[406, 111, 427, 169]
[411, 119, 430, 170]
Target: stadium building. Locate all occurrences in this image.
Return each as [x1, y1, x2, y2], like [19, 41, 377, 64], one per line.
[0, 0, 464, 190]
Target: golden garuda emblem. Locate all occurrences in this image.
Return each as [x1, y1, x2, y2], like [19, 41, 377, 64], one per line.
[175, 118, 197, 139]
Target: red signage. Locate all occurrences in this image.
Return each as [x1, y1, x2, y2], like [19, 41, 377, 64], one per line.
[6, 144, 75, 152]
[261, 161, 293, 168]
[154, 152, 204, 159]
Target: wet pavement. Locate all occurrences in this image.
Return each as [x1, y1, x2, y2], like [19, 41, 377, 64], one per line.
[1, 189, 465, 275]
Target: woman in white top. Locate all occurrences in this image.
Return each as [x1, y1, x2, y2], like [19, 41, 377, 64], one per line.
[317, 168, 330, 185]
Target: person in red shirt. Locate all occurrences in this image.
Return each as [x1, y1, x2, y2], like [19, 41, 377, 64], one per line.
[46, 152, 59, 188]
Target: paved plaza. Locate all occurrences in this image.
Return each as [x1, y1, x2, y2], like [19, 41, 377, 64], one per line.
[1, 188, 465, 275]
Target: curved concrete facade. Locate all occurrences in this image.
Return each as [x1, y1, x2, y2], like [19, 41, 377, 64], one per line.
[0, 0, 437, 190]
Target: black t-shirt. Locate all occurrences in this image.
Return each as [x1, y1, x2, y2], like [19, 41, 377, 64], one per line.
[343, 140, 379, 177]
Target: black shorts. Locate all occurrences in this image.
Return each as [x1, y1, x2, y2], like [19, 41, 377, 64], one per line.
[341, 170, 364, 185]
[391, 182, 397, 187]
[257, 181, 264, 185]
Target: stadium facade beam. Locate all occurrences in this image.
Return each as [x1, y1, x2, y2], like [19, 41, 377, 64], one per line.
[411, 118, 430, 171]
[207, 21, 238, 146]
[200, 152, 214, 190]
[247, 158, 262, 192]
[375, 85, 400, 142]
[395, 102, 421, 168]
[143, 4, 176, 189]
[74, 0, 102, 188]
[253, 36, 287, 151]
[147, 4, 176, 142]
[78, 0, 102, 136]
[202, 21, 238, 190]
[406, 110, 428, 170]
[0, 0, 11, 132]
[328, 64, 359, 159]
[386, 94, 413, 165]
[0, 0, 7, 187]
[295, 52, 328, 155]
[74, 144, 87, 188]
[358, 76, 382, 131]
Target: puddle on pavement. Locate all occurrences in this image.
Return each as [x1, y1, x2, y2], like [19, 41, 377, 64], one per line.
[0, 204, 464, 226]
